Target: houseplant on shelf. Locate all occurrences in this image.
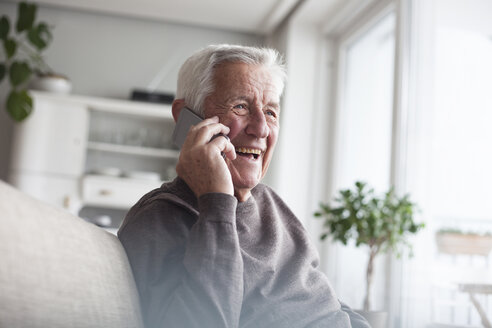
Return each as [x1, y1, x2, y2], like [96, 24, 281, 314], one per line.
[314, 181, 424, 327]
[0, 1, 70, 122]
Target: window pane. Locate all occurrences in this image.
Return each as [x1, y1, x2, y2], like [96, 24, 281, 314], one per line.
[432, 27, 492, 224]
[337, 12, 395, 192]
[332, 12, 396, 310]
[430, 19, 492, 328]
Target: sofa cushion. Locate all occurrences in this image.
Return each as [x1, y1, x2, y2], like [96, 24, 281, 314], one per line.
[0, 180, 143, 328]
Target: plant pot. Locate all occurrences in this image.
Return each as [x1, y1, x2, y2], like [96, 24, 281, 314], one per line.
[30, 74, 72, 94]
[355, 310, 388, 328]
[435, 232, 492, 256]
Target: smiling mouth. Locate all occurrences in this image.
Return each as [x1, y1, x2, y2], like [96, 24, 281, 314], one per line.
[236, 147, 262, 160]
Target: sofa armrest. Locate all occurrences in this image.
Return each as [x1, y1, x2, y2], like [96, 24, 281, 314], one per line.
[0, 180, 143, 328]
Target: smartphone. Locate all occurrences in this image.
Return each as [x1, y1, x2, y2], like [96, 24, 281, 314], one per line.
[172, 107, 203, 149]
[172, 107, 229, 158]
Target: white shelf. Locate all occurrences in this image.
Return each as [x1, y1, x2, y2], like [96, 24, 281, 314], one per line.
[30, 90, 173, 119]
[11, 91, 176, 220]
[87, 141, 179, 159]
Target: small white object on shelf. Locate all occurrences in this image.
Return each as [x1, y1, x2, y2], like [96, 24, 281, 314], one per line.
[30, 74, 72, 94]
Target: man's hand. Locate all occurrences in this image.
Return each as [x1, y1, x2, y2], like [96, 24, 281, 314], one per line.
[176, 116, 237, 198]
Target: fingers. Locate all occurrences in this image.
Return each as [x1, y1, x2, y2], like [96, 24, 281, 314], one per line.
[209, 134, 236, 161]
[182, 116, 218, 146]
[195, 125, 230, 146]
[176, 116, 235, 197]
[186, 116, 230, 146]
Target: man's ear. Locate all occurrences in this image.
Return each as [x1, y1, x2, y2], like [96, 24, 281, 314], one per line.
[171, 99, 186, 123]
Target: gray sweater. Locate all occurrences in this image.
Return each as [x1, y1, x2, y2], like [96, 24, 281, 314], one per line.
[118, 178, 370, 328]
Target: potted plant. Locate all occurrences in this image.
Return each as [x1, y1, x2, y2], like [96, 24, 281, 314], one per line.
[314, 181, 424, 326]
[435, 228, 492, 256]
[0, 1, 70, 122]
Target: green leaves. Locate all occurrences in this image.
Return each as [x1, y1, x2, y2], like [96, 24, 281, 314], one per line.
[0, 16, 10, 40]
[28, 22, 52, 50]
[4, 38, 17, 58]
[314, 181, 424, 257]
[0, 2, 54, 122]
[7, 90, 33, 122]
[16, 2, 36, 33]
[9, 61, 32, 86]
[1, 15, 16, 60]
[0, 63, 5, 82]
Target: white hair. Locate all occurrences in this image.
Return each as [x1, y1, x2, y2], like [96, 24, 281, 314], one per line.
[176, 44, 286, 116]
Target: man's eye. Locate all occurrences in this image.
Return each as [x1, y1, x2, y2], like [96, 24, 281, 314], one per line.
[266, 110, 277, 118]
[232, 104, 248, 115]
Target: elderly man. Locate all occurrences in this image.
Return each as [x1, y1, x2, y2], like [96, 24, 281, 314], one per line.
[118, 45, 369, 328]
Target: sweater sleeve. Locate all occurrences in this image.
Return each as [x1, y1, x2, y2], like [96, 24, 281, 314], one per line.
[118, 192, 244, 328]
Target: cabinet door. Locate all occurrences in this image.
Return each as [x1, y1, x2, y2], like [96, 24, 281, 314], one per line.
[82, 175, 162, 209]
[10, 95, 89, 176]
[8, 171, 81, 214]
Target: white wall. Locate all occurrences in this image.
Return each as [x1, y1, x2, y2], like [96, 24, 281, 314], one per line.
[0, 1, 264, 180]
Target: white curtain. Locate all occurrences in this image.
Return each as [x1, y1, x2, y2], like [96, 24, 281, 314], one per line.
[400, 0, 492, 326]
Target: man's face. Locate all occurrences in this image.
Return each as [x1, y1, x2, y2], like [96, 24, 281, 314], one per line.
[203, 62, 281, 199]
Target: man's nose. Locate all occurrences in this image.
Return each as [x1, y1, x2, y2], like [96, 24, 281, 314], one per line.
[245, 108, 269, 138]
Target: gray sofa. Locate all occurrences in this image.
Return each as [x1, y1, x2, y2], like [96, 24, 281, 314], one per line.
[0, 180, 143, 328]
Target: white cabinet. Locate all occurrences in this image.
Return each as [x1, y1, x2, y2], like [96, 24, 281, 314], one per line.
[8, 91, 178, 233]
[10, 95, 89, 176]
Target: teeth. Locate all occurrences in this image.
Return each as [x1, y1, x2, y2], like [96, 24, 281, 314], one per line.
[236, 147, 262, 155]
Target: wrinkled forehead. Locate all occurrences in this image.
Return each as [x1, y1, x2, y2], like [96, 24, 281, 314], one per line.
[213, 62, 283, 99]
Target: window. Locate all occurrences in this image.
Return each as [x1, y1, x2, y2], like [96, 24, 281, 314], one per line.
[320, 0, 492, 325]
[335, 12, 395, 191]
[328, 7, 397, 311]
[401, 0, 492, 326]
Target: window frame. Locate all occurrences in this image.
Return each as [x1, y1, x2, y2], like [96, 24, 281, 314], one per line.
[321, 0, 413, 323]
